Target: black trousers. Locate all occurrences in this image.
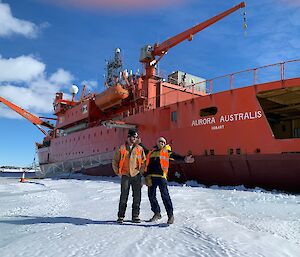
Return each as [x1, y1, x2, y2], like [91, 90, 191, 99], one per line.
[118, 174, 142, 218]
[148, 177, 173, 217]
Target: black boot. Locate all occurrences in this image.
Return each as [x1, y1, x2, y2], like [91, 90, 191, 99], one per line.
[167, 214, 174, 224]
[148, 213, 162, 222]
[117, 217, 124, 224]
[132, 216, 141, 223]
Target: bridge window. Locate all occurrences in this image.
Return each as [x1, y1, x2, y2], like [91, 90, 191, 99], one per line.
[200, 107, 218, 117]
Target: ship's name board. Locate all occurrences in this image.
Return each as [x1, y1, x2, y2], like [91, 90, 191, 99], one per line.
[191, 110, 262, 127]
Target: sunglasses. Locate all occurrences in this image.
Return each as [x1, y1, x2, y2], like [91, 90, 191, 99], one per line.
[159, 140, 166, 144]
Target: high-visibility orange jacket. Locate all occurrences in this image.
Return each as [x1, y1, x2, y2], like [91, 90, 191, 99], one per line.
[145, 146, 170, 178]
[112, 143, 146, 177]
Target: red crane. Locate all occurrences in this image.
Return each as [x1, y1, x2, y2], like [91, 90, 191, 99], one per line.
[140, 2, 246, 77]
[0, 96, 54, 135]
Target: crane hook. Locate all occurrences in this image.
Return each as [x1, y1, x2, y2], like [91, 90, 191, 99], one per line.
[243, 11, 247, 36]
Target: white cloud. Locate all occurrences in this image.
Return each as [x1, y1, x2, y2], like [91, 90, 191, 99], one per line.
[1, 83, 52, 113]
[81, 80, 98, 92]
[0, 55, 45, 82]
[0, 2, 39, 38]
[0, 105, 21, 119]
[50, 68, 74, 85]
[0, 55, 74, 119]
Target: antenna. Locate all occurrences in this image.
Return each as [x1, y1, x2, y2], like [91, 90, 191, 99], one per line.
[105, 48, 123, 87]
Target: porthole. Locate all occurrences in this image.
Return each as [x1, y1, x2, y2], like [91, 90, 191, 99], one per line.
[171, 111, 177, 122]
[228, 148, 234, 155]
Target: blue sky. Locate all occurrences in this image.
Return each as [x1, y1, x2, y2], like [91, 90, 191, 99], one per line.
[0, 0, 300, 166]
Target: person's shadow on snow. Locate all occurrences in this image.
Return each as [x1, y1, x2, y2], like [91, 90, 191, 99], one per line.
[0, 216, 166, 228]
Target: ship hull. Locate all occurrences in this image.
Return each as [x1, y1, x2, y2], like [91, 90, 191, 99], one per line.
[174, 154, 300, 192]
[38, 153, 300, 192]
[37, 77, 300, 193]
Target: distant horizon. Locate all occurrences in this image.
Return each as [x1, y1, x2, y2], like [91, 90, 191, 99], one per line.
[0, 165, 39, 169]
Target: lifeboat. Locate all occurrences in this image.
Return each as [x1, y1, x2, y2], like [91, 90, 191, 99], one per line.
[95, 84, 129, 111]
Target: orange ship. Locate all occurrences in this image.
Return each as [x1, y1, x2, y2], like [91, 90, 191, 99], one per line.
[1, 2, 300, 192]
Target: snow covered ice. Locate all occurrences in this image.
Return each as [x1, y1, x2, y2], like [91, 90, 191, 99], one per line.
[0, 173, 299, 257]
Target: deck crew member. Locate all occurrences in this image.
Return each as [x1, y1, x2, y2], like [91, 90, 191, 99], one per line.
[112, 129, 146, 223]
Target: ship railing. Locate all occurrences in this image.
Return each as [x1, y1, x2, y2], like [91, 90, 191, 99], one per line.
[121, 59, 300, 116]
[139, 59, 300, 112]
[37, 151, 115, 177]
[198, 58, 300, 94]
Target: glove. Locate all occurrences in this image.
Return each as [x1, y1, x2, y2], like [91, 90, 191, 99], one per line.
[144, 175, 152, 187]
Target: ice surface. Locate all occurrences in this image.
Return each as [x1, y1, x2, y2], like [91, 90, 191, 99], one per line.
[0, 173, 299, 257]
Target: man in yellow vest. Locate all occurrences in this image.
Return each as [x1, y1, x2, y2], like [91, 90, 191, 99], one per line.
[144, 136, 194, 224]
[112, 129, 146, 223]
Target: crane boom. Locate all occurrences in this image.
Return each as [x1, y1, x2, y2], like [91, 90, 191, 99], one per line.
[152, 2, 245, 58]
[0, 96, 54, 135]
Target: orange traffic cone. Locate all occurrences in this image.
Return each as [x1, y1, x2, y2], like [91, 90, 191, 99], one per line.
[20, 172, 26, 183]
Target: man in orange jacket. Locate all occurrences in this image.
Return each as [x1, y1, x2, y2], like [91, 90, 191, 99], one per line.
[112, 129, 146, 223]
